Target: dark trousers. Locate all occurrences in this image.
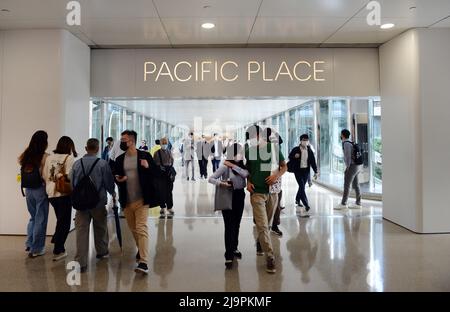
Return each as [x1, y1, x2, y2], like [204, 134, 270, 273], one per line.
[160, 177, 174, 209]
[222, 189, 245, 260]
[295, 169, 310, 208]
[49, 196, 72, 254]
[198, 159, 208, 178]
[272, 190, 282, 227]
[212, 159, 221, 172]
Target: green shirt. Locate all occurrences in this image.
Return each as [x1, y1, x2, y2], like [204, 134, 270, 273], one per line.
[245, 143, 285, 194]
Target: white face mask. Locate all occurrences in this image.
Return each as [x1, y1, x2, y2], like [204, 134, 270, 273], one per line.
[301, 140, 309, 147]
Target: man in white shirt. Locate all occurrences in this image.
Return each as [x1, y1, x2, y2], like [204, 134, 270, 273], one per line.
[211, 133, 223, 173]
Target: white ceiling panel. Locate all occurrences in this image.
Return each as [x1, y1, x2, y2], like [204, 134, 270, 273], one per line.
[324, 17, 414, 44]
[113, 98, 310, 129]
[258, 0, 367, 17]
[162, 17, 254, 45]
[355, 0, 450, 21]
[431, 16, 450, 27]
[80, 18, 169, 45]
[85, 0, 159, 18]
[0, 0, 84, 19]
[249, 17, 347, 43]
[154, 0, 261, 18]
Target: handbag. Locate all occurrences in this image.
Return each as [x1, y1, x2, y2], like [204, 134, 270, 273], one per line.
[269, 143, 282, 194]
[167, 166, 177, 182]
[55, 155, 72, 194]
[157, 149, 176, 182]
[214, 168, 233, 211]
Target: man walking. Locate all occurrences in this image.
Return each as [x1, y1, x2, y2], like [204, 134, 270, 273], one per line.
[71, 138, 115, 273]
[114, 130, 160, 274]
[245, 125, 287, 274]
[335, 129, 363, 210]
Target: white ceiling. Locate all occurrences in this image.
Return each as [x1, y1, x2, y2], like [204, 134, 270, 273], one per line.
[110, 98, 311, 130]
[0, 0, 449, 47]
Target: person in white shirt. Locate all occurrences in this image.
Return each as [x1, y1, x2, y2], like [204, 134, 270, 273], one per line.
[287, 134, 318, 214]
[42, 136, 77, 261]
[183, 132, 196, 181]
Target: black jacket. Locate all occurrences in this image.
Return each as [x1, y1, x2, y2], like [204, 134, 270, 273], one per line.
[114, 150, 161, 208]
[288, 146, 318, 174]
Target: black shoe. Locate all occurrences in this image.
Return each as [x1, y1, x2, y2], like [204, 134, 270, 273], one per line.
[25, 247, 30, 252]
[135, 262, 149, 274]
[96, 252, 109, 259]
[256, 241, 264, 256]
[296, 201, 304, 207]
[271, 226, 283, 237]
[225, 260, 233, 270]
[136, 251, 140, 262]
[266, 257, 276, 274]
[187, 177, 189, 181]
[305, 206, 311, 212]
[233, 250, 242, 259]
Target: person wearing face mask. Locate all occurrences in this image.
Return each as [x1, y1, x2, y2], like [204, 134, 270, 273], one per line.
[335, 129, 363, 210]
[114, 130, 160, 274]
[209, 143, 249, 269]
[154, 137, 175, 218]
[245, 125, 287, 274]
[288, 134, 318, 216]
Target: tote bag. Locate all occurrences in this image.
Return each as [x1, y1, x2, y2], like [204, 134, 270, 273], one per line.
[269, 143, 282, 194]
[214, 168, 233, 211]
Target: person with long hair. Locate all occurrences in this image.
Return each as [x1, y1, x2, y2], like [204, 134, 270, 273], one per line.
[208, 143, 249, 269]
[18, 130, 49, 258]
[42, 136, 77, 261]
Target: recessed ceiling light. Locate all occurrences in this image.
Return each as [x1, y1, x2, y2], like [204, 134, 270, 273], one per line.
[380, 23, 395, 29]
[201, 22, 215, 29]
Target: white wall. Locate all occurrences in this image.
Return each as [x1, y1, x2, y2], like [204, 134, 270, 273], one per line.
[0, 29, 90, 235]
[418, 28, 450, 233]
[380, 28, 450, 233]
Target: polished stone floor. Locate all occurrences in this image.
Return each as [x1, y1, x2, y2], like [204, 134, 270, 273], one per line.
[1, 169, 450, 292]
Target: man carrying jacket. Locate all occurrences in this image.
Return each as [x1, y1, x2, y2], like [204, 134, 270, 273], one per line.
[288, 134, 319, 215]
[114, 130, 160, 274]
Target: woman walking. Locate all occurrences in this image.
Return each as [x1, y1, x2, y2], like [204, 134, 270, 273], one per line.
[19, 130, 50, 258]
[43, 136, 77, 261]
[154, 137, 175, 218]
[209, 143, 249, 269]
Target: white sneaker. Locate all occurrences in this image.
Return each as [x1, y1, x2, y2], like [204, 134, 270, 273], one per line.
[160, 208, 166, 217]
[334, 204, 348, 210]
[52, 252, 67, 261]
[349, 203, 362, 209]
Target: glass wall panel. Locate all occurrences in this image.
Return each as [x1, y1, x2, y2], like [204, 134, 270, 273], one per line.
[370, 100, 382, 192]
[105, 103, 123, 141]
[90, 101, 102, 142]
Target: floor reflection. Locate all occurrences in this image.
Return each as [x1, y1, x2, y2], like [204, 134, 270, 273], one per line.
[4, 170, 450, 291]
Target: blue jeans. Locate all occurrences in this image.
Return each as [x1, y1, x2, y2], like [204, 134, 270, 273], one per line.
[25, 186, 49, 253]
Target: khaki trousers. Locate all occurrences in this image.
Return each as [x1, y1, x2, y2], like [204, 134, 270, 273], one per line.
[124, 200, 149, 264]
[250, 193, 278, 259]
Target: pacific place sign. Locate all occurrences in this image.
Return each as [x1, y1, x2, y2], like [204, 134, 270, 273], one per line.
[143, 60, 326, 83]
[91, 48, 380, 97]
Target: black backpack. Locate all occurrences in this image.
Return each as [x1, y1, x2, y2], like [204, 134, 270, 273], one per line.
[20, 164, 43, 196]
[71, 158, 100, 211]
[345, 141, 364, 166]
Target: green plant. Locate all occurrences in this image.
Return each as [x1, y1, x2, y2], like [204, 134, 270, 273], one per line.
[373, 137, 382, 154]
